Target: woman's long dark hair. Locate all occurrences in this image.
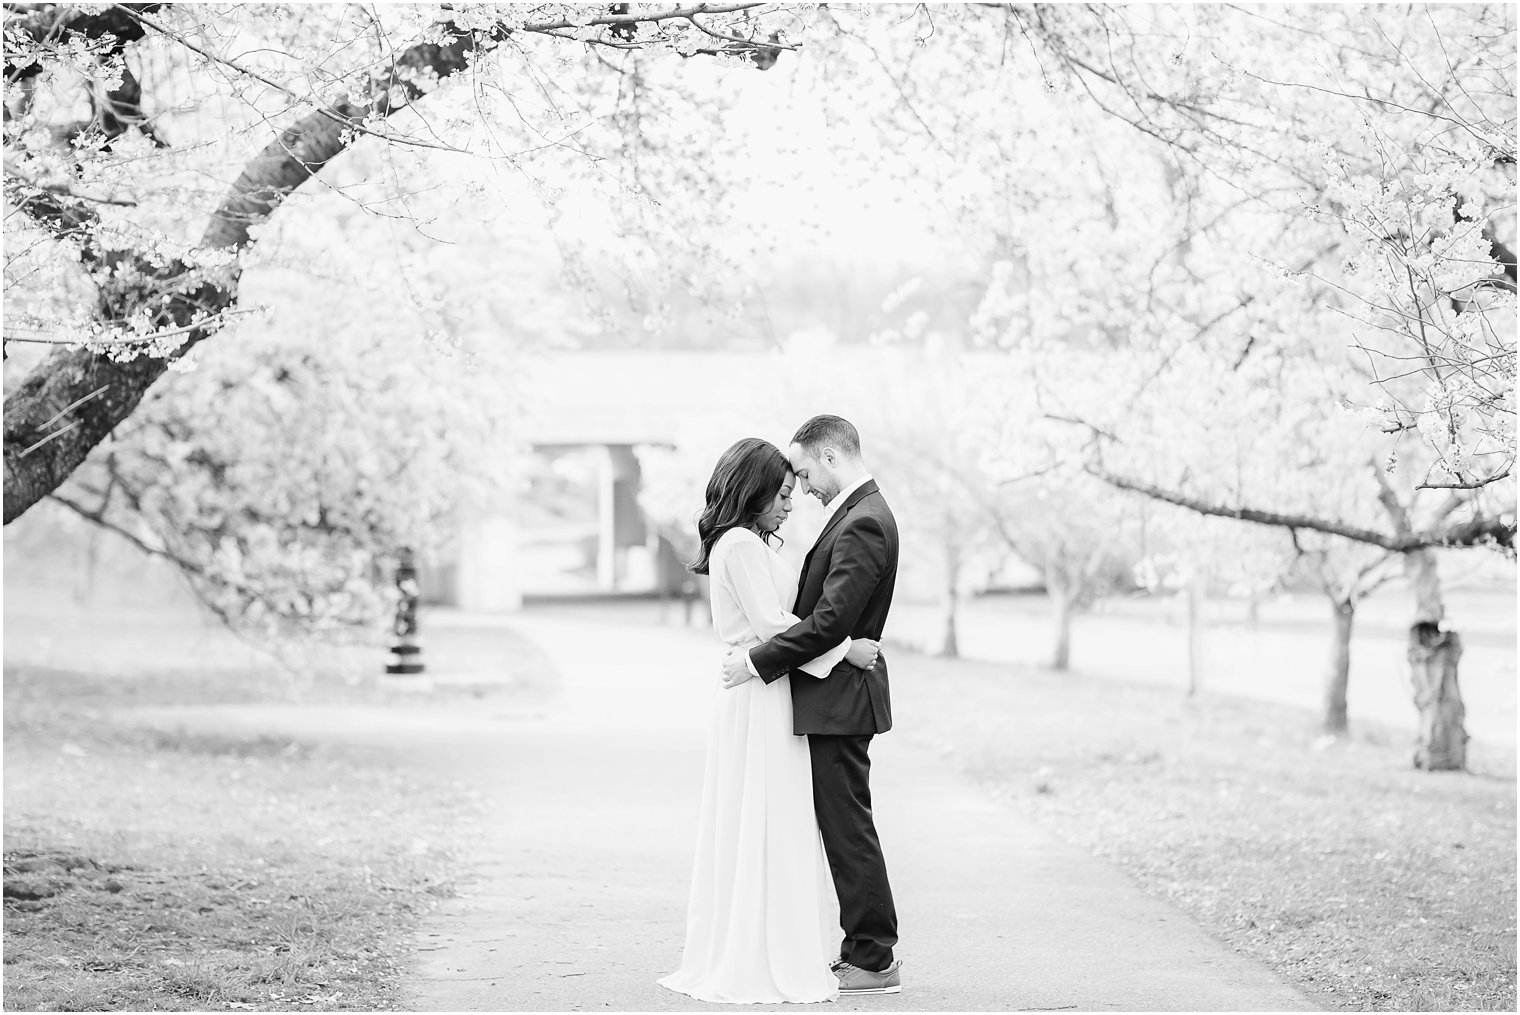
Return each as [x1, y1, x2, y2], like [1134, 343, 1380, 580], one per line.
[689, 438, 791, 575]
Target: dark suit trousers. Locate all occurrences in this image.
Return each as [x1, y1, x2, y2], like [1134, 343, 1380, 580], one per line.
[809, 733, 897, 971]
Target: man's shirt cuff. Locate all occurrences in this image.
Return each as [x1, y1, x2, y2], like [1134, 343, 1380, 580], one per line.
[744, 650, 759, 677]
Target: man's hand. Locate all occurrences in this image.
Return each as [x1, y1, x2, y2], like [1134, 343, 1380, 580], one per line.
[844, 637, 880, 670]
[721, 650, 755, 689]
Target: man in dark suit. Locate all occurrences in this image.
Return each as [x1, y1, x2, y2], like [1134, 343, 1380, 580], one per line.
[720, 414, 902, 995]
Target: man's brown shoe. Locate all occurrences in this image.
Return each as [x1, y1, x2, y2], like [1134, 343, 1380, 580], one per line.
[835, 960, 902, 994]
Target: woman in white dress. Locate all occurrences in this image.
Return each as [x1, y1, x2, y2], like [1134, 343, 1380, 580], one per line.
[659, 438, 880, 1005]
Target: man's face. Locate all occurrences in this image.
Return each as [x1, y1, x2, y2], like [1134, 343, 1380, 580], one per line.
[787, 443, 841, 505]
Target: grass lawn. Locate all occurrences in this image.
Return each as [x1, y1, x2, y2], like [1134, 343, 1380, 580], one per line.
[2, 607, 552, 1013]
[895, 649, 1517, 1012]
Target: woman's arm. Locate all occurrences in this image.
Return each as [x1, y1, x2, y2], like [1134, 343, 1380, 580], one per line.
[719, 534, 850, 678]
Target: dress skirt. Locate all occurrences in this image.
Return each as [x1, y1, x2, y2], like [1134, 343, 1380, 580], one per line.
[659, 671, 841, 1004]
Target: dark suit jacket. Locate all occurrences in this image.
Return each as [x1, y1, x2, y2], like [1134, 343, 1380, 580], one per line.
[750, 479, 898, 736]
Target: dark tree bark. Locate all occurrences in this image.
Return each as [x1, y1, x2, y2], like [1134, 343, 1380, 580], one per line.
[1401, 546, 1468, 770]
[1322, 596, 1354, 736]
[1392, 512, 1470, 769]
[1408, 624, 1467, 770]
[1482, 226, 1517, 293]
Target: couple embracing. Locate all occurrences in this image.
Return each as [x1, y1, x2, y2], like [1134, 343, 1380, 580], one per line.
[659, 414, 903, 1004]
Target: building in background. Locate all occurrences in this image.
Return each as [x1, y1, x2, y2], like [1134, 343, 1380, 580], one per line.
[421, 350, 792, 611]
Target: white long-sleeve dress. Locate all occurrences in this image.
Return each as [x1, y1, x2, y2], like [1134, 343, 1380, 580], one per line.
[658, 527, 845, 1004]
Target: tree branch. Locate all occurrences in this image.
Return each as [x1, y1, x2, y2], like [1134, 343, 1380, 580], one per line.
[1416, 466, 1513, 491]
[513, 3, 770, 34]
[119, 7, 469, 154]
[4, 177, 107, 260]
[4, 3, 161, 83]
[47, 489, 276, 632]
[1089, 465, 1514, 551]
[3, 158, 137, 207]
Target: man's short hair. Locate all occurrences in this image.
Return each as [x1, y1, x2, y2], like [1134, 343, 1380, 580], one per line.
[791, 414, 862, 459]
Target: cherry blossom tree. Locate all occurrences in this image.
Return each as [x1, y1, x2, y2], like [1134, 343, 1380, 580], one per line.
[20, 154, 542, 633]
[3, 2, 800, 524]
[850, 4, 1515, 766]
[1068, 334, 1500, 767]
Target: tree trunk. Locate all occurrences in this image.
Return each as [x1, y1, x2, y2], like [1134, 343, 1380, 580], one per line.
[75, 515, 103, 607]
[1403, 548, 1467, 770]
[1047, 569, 1075, 671]
[1405, 547, 1445, 624]
[939, 527, 961, 657]
[1186, 576, 1204, 696]
[1051, 594, 1072, 670]
[940, 594, 959, 658]
[1322, 596, 1354, 736]
[1408, 625, 1467, 770]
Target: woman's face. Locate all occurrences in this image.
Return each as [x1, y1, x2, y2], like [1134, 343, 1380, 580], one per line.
[753, 474, 796, 534]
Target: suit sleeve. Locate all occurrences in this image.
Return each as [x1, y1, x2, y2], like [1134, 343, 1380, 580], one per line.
[750, 515, 889, 683]
[721, 536, 850, 679]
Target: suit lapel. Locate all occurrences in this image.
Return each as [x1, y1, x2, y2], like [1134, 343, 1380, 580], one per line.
[799, 479, 879, 587]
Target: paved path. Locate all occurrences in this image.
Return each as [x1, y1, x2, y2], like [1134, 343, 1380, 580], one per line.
[392, 613, 1320, 1013]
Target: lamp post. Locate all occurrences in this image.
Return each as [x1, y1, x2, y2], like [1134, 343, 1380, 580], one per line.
[385, 547, 425, 680]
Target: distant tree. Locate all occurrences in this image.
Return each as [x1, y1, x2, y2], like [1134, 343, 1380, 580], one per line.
[901, 2, 1516, 766]
[993, 474, 1143, 673]
[831, 335, 1145, 668]
[865, 357, 1006, 659]
[1077, 340, 1505, 768]
[1285, 538, 1402, 738]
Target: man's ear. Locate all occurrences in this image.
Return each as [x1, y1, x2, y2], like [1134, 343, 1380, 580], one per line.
[820, 447, 836, 467]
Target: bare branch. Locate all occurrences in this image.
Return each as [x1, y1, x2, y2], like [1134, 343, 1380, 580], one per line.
[1090, 465, 1514, 551]
[1417, 466, 1514, 491]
